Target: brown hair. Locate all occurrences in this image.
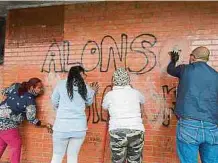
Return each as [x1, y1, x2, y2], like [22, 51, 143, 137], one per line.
[18, 78, 42, 96]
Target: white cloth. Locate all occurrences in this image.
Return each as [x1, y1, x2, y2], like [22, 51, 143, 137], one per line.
[102, 85, 145, 131]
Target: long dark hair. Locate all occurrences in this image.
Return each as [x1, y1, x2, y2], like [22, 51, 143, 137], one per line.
[66, 66, 87, 101]
[18, 78, 42, 96]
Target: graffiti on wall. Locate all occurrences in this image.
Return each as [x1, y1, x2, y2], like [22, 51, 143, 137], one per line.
[161, 85, 177, 127]
[41, 33, 157, 74]
[42, 34, 190, 128]
[87, 85, 112, 123]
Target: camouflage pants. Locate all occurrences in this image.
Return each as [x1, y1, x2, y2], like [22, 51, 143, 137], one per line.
[109, 129, 144, 163]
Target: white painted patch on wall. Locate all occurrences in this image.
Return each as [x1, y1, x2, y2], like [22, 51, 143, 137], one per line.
[158, 38, 191, 73]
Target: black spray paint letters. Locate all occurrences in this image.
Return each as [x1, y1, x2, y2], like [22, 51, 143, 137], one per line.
[86, 85, 112, 124]
[161, 85, 177, 127]
[42, 34, 176, 127]
[87, 84, 177, 127]
[41, 33, 157, 74]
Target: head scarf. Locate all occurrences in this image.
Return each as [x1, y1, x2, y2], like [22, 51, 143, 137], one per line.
[113, 68, 130, 86]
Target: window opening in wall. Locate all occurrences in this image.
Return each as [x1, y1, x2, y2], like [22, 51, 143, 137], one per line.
[0, 17, 6, 64]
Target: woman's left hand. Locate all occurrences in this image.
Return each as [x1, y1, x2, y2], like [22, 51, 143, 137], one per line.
[90, 82, 99, 93]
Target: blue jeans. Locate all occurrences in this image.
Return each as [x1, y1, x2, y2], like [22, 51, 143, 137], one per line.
[177, 118, 218, 163]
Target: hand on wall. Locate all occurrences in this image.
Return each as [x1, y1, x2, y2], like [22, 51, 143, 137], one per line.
[169, 51, 180, 63]
[90, 82, 99, 93]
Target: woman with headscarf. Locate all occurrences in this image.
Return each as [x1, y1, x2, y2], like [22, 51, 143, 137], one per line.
[50, 65, 99, 163]
[102, 68, 145, 163]
[0, 77, 52, 163]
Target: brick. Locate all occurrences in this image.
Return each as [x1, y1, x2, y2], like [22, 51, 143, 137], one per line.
[2, 1, 218, 163]
[192, 40, 212, 45]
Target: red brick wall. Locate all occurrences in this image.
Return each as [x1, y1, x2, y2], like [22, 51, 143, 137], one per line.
[2, 2, 218, 163]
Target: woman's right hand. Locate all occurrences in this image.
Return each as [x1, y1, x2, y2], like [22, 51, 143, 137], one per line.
[46, 123, 53, 134]
[90, 82, 99, 93]
[40, 122, 53, 134]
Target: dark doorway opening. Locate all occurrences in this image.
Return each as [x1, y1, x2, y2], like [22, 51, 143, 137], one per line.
[0, 17, 6, 64]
